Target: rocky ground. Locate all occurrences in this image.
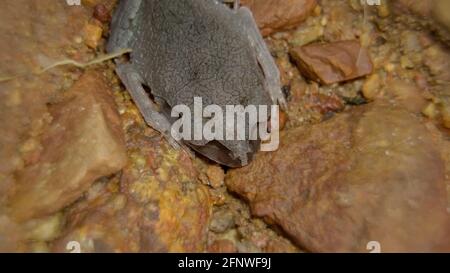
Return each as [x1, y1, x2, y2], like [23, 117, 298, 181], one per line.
[0, 0, 449, 252]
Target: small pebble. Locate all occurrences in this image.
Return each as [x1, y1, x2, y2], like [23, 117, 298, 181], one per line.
[94, 4, 111, 23]
[206, 165, 225, 189]
[210, 209, 235, 233]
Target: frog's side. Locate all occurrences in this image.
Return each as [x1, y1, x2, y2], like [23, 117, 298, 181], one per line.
[108, 0, 285, 167]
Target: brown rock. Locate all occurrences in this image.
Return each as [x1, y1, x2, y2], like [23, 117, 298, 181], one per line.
[52, 193, 142, 253]
[208, 239, 237, 253]
[93, 4, 111, 23]
[52, 119, 211, 252]
[305, 90, 344, 115]
[83, 20, 103, 49]
[0, 0, 94, 177]
[227, 102, 450, 252]
[321, 1, 361, 42]
[206, 165, 225, 189]
[290, 40, 373, 85]
[0, 216, 25, 252]
[121, 136, 211, 252]
[388, 80, 428, 113]
[8, 71, 127, 221]
[433, 0, 450, 30]
[241, 0, 317, 36]
[47, 46, 212, 252]
[423, 45, 450, 83]
[394, 0, 434, 18]
[210, 208, 235, 233]
[278, 110, 288, 130]
[393, 0, 450, 45]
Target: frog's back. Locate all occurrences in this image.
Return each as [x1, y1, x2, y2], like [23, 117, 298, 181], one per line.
[112, 0, 270, 109]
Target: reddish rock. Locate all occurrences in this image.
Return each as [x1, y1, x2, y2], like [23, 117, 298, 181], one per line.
[208, 239, 238, 253]
[0, 216, 24, 252]
[393, 0, 450, 44]
[0, 0, 94, 178]
[290, 40, 373, 85]
[52, 193, 144, 253]
[52, 121, 211, 253]
[306, 91, 344, 115]
[7, 71, 127, 221]
[278, 111, 288, 130]
[206, 165, 225, 189]
[388, 80, 428, 113]
[394, 0, 434, 18]
[93, 4, 111, 23]
[120, 136, 211, 252]
[241, 0, 317, 36]
[227, 102, 450, 252]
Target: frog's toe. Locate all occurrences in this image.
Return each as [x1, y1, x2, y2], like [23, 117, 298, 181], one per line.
[273, 90, 288, 110]
[116, 63, 180, 142]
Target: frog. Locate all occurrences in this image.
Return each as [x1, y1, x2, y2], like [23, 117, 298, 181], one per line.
[107, 0, 286, 167]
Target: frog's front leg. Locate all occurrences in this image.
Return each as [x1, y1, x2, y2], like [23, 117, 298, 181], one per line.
[115, 63, 181, 149]
[236, 7, 287, 109]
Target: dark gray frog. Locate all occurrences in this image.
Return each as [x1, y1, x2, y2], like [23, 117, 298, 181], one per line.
[108, 0, 285, 167]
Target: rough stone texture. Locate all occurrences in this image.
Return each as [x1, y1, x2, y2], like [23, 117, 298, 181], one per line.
[227, 102, 450, 252]
[241, 0, 317, 36]
[51, 192, 147, 253]
[290, 40, 373, 85]
[51, 108, 211, 252]
[393, 0, 450, 45]
[0, 216, 24, 252]
[208, 239, 238, 253]
[395, 0, 450, 30]
[206, 165, 225, 189]
[394, 0, 434, 18]
[7, 71, 127, 221]
[0, 0, 95, 186]
[0, 0, 125, 252]
[432, 0, 450, 30]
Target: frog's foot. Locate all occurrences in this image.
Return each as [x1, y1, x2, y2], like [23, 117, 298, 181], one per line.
[115, 63, 182, 149]
[237, 7, 288, 110]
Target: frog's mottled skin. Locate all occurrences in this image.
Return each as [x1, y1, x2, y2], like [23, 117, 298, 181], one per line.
[108, 0, 285, 167]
